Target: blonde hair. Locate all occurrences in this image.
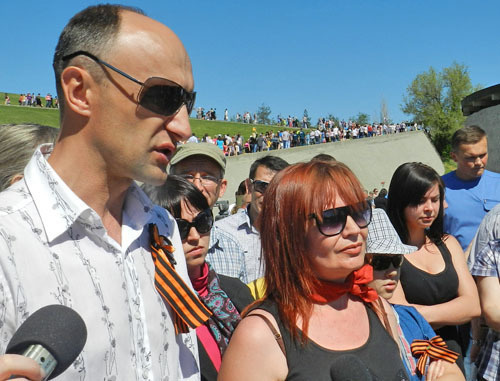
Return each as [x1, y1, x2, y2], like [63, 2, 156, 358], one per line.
[0, 124, 59, 191]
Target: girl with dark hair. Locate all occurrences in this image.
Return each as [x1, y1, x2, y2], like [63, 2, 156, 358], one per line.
[387, 162, 480, 372]
[219, 161, 410, 380]
[142, 176, 253, 381]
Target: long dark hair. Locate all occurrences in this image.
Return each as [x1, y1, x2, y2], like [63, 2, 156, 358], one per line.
[387, 162, 444, 243]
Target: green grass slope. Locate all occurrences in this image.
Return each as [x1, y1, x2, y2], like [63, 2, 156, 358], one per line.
[0, 92, 293, 137]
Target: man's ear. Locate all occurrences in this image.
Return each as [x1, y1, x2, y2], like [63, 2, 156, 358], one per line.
[245, 178, 252, 193]
[218, 179, 228, 198]
[61, 66, 93, 117]
[450, 151, 458, 163]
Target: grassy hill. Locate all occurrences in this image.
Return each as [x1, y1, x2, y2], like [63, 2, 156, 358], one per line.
[1, 92, 454, 172]
[0, 92, 291, 137]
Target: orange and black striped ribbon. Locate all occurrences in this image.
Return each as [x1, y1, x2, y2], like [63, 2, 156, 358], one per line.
[149, 223, 212, 334]
[411, 335, 459, 376]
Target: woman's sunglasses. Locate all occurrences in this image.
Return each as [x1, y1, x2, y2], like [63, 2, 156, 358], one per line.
[310, 201, 372, 236]
[175, 208, 213, 241]
[62, 51, 196, 117]
[368, 255, 404, 271]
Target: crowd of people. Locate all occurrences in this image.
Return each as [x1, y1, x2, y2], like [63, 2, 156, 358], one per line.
[4, 93, 58, 108]
[186, 121, 423, 157]
[0, 4, 498, 381]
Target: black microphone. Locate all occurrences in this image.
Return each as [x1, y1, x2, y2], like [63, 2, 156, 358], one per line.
[6, 304, 87, 380]
[330, 354, 374, 381]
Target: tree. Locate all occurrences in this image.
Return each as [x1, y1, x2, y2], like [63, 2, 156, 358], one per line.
[401, 62, 480, 156]
[350, 112, 370, 125]
[256, 103, 272, 125]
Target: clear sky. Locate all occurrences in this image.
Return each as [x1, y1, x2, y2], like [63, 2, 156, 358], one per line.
[1, 0, 499, 124]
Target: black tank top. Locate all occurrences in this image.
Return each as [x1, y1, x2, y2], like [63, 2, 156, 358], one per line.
[400, 238, 458, 305]
[400, 238, 461, 346]
[258, 301, 409, 381]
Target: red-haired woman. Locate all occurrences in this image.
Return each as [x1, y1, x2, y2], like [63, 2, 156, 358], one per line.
[219, 161, 409, 380]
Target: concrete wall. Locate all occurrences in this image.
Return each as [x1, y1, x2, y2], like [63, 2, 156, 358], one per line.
[220, 131, 444, 202]
[465, 104, 500, 174]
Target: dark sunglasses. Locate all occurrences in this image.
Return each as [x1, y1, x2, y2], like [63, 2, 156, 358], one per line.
[62, 50, 196, 117]
[368, 255, 404, 271]
[175, 208, 213, 241]
[310, 201, 372, 236]
[250, 179, 269, 194]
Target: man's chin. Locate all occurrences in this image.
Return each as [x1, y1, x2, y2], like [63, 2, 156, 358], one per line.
[137, 170, 168, 187]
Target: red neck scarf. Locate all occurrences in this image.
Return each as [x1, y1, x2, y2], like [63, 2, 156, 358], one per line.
[310, 264, 378, 304]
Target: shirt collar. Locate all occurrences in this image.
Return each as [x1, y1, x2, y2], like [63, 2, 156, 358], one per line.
[237, 205, 259, 233]
[24, 144, 155, 245]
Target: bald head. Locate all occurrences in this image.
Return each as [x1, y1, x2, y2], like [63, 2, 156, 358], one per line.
[113, 11, 193, 91]
[49, 5, 194, 187]
[53, 5, 193, 116]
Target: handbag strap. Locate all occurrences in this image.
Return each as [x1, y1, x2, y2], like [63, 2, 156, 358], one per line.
[249, 312, 286, 356]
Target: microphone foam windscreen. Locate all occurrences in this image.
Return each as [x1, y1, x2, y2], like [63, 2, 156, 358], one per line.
[6, 304, 87, 379]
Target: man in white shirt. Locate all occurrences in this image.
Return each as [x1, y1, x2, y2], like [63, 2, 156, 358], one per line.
[0, 4, 200, 380]
[187, 133, 199, 143]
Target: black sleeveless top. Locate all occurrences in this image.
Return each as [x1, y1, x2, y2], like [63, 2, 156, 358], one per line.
[399, 238, 462, 354]
[400, 238, 458, 305]
[258, 301, 409, 381]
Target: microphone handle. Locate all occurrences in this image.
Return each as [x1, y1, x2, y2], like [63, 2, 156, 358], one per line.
[8, 344, 56, 381]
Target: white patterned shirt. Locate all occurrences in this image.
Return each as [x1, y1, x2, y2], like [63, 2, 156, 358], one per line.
[0, 145, 199, 381]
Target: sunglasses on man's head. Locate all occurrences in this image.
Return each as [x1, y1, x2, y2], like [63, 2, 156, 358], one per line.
[62, 51, 196, 117]
[310, 201, 372, 237]
[368, 254, 404, 271]
[250, 179, 269, 194]
[175, 208, 213, 241]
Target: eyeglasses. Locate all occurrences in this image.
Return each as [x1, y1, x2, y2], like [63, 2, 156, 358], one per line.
[368, 255, 404, 271]
[250, 179, 269, 194]
[179, 174, 221, 187]
[310, 201, 372, 236]
[62, 50, 196, 117]
[176, 208, 213, 241]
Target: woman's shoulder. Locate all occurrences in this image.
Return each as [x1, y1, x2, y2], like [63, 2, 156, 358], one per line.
[235, 307, 283, 347]
[440, 234, 465, 257]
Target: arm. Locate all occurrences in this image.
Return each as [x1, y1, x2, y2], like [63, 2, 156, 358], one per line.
[218, 309, 287, 381]
[475, 275, 500, 331]
[0, 354, 44, 380]
[425, 359, 464, 381]
[411, 236, 480, 326]
[469, 317, 486, 362]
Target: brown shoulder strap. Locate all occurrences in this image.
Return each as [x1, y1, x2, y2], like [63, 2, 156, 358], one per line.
[249, 313, 286, 356]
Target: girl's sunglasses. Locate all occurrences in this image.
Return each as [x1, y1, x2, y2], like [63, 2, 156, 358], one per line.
[310, 201, 372, 236]
[62, 50, 196, 117]
[176, 209, 213, 241]
[368, 254, 404, 271]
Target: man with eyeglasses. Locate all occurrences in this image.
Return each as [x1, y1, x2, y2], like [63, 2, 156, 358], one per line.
[169, 143, 248, 283]
[0, 5, 200, 380]
[215, 156, 289, 283]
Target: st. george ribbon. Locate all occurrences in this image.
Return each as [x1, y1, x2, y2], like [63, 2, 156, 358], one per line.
[6, 304, 87, 380]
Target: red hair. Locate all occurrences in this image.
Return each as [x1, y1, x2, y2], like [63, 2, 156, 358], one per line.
[256, 160, 366, 341]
